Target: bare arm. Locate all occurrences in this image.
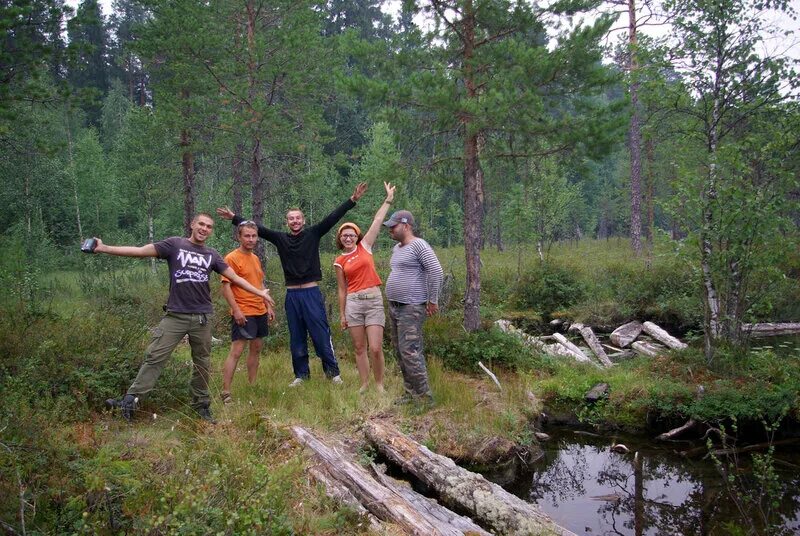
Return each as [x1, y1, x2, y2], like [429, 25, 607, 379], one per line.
[335, 265, 348, 330]
[221, 282, 246, 326]
[94, 238, 158, 258]
[221, 267, 275, 309]
[362, 181, 395, 250]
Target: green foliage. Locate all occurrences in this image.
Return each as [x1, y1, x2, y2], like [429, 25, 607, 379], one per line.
[513, 263, 586, 317]
[427, 316, 552, 373]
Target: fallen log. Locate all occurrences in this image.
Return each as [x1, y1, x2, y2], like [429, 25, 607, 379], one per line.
[370, 464, 491, 536]
[570, 323, 613, 367]
[642, 321, 687, 350]
[631, 340, 664, 358]
[496, 320, 582, 362]
[307, 466, 382, 531]
[743, 322, 800, 337]
[552, 333, 592, 364]
[365, 419, 576, 536]
[610, 321, 643, 348]
[292, 426, 484, 535]
[656, 419, 698, 441]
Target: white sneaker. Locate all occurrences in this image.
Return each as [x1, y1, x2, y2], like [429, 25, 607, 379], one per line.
[288, 378, 304, 387]
[331, 375, 343, 385]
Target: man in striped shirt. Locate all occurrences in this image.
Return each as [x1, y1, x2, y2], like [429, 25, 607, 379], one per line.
[383, 210, 443, 405]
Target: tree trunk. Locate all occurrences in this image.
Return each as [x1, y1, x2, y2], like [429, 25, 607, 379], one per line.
[291, 426, 489, 535]
[250, 137, 265, 261]
[246, 1, 266, 262]
[364, 419, 576, 536]
[627, 0, 642, 255]
[569, 323, 613, 367]
[231, 142, 245, 242]
[148, 209, 156, 273]
[610, 320, 643, 347]
[743, 322, 800, 336]
[552, 333, 592, 364]
[66, 116, 83, 241]
[642, 321, 687, 350]
[180, 126, 195, 236]
[644, 137, 655, 248]
[460, 1, 483, 332]
[631, 340, 663, 358]
[701, 126, 721, 361]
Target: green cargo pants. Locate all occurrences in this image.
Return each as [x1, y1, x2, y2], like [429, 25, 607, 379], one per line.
[128, 311, 213, 408]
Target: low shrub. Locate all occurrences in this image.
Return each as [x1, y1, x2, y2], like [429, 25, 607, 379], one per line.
[513, 264, 585, 317]
[427, 317, 552, 373]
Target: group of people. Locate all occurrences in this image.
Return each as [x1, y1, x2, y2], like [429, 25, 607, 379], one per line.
[98, 182, 443, 423]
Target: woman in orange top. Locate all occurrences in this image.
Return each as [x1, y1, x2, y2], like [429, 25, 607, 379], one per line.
[334, 182, 395, 393]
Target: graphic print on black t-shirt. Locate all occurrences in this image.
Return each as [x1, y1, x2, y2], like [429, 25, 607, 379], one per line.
[174, 248, 213, 284]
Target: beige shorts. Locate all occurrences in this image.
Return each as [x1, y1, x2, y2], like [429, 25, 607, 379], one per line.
[345, 287, 386, 327]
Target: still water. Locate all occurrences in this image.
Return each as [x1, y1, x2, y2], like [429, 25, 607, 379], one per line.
[501, 431, 800, 535]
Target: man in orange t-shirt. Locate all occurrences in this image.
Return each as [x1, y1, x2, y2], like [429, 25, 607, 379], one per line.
[220, 221, 275, 403]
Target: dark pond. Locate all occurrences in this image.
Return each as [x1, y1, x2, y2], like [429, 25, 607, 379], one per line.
[496, 430, 800, 535]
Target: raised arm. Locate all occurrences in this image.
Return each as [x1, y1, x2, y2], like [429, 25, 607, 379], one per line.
[362, 182, 395, 250]
[215, 207, 280, 243]
[94, 238, 158, 258]
[221, 267, 276, 309]
[313, 182, 367, 236]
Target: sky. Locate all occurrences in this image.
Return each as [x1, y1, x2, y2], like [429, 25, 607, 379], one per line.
[67, 0, 800, 61]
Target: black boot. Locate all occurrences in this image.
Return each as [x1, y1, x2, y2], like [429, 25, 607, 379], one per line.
[195, 403, 216, 424]
[105, 394, 138, 422]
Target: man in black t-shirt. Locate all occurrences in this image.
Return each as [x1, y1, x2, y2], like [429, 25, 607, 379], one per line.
[94, 213, 274, 423]
[216, 183, 367, 387]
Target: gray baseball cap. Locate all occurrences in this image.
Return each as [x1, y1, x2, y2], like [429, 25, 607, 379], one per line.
[383, 210, 415, 228]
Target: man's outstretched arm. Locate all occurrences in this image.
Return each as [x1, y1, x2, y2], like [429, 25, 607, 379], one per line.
[221, 267, 276, 309]
[94, 238, 158, 258]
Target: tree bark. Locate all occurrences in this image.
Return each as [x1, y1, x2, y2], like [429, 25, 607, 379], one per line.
[231, 142, 245, 242]
[743, 322, 800, 336]
[569, 323, 613, 367]
[461, 1, 483, 332]
[552, 333, 592, 364]
[365, 419, 576, 536]
[642, 321, 687, 350]
[631, 340, 663, 358]
[291, 426, 488, 535]
[180, 126, 195, 236]
[610, 321, 643, 347]
[627, 0, 642, 255]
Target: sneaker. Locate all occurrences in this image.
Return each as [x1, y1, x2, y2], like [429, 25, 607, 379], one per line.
[288, 378, 304, 388]
[120, 394, 137, 422]
[331, 375, 344, 385]
[196, 404, 216, 424]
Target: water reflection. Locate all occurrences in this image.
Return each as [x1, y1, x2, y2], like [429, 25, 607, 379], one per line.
[501, 431, 800, 535]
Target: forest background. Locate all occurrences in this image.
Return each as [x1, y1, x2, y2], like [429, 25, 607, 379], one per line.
[1, 0, 800, 533]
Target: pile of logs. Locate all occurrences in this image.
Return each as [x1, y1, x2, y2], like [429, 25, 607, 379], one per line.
[496, 319, 689, 367]
[292, 421, 576, 535]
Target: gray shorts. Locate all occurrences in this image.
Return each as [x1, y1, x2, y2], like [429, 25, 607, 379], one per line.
[345, 287, 386, 327]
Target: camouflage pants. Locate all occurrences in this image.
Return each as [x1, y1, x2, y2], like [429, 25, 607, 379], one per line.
[388, 302, 432, 398]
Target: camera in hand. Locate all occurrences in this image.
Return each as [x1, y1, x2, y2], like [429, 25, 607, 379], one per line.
[81, 238, 98, 253]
